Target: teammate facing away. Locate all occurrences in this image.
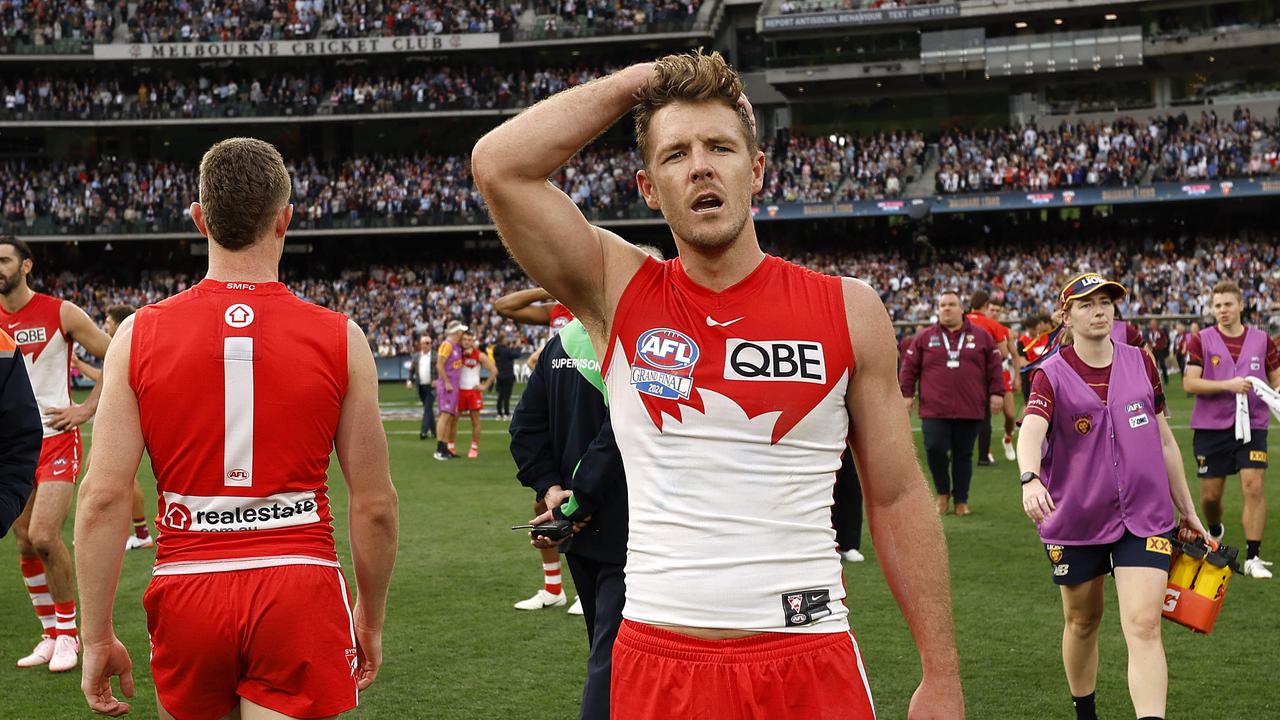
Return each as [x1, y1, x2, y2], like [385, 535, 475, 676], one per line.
[474, 51, 963, 718]
[1017, 273, 1206, 720]
[71, 304, 154, 551]
[1182, 280, 1280, 579]
[74, 138, 399, 719]
[0, 235, 113, 673]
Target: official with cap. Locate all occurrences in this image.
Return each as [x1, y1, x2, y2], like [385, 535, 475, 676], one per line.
[1016, 272, 1206, 720]
[900, 290, 1004, 516]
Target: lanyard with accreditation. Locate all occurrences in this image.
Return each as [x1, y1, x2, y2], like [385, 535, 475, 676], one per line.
[941, 331, 966, 369]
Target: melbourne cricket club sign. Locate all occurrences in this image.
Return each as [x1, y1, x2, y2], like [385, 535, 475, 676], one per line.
[94, 33, 498, 61]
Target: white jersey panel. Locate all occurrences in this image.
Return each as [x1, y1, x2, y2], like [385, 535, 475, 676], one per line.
[605, 337, 851, 634]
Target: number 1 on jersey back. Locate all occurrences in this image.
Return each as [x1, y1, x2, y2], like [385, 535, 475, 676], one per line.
[224, 336, 254, 487]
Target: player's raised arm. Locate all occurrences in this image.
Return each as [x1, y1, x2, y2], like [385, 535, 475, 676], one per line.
[494, 287, 556, 326]
[74, 317, 143, 716]
[333, 319, 398, 691]
[841, 278, 965, 718]
[471, 66, 651, 328]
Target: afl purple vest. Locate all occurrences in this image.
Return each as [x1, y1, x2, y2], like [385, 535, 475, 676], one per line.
[1189, 326, 1270, 430]
[1037, 343, 1174, 544]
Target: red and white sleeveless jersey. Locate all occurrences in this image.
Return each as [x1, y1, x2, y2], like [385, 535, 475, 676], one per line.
[0, 293, 71, 439]
[550, 303, 574, 332]
[602, 255, 855, 633]
[130, 279, 349, 575]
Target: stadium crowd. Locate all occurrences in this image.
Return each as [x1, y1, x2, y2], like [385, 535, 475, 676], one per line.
[0, 65, 622, 120]
[777, 0, 943, 15]
[5, 111, 1280, 235]
[0, 0, 117, 50]
[935, 109, 1280, 194]
[0, 0, 704, 49]
[793, 230, 1280, 325]
[0, 133, 923, 235]
[127, 0, 518, 42]
[26, 230, 1280, 361]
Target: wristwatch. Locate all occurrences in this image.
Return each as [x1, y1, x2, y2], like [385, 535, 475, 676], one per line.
[1019, 471, 1039, 486]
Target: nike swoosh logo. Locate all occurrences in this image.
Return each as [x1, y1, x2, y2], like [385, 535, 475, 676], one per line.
[705, 316, 744, 328]
[6, 322, 18, 329]
[52, 469, 68, 475]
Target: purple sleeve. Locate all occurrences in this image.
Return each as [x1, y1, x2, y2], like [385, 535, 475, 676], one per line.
[987, 338, 1005, 397]
[899, 331, 922, 398]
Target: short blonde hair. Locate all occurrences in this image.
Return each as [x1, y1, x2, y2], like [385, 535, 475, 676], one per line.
[633, 49, 757, 165]
[198, 137, 291, 251]
[1212, 280, 1243, 302]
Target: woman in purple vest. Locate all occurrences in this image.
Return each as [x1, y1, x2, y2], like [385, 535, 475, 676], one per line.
[1016, 273, 1207, 720]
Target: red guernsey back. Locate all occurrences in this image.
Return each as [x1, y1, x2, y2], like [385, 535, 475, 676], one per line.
[130, 279, 349, 575]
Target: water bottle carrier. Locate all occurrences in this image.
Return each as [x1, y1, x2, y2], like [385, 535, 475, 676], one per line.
[1161, 538, 1238, 635]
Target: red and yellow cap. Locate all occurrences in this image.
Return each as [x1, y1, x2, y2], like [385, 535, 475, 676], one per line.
[1058, 272, 1127, 307]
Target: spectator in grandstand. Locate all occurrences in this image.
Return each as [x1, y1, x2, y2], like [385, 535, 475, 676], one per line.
[1017, 272, 1205, 720]
[900, 290, 1004, 516]
[407, 335, 437, 440]
[1182, 280, 1280, 579]
[0, 328, 40, 537]
[510, 312, 626, 720]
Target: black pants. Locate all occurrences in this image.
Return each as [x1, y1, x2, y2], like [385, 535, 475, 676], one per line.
[1155, 355, 1168, 385]
[832, 450, 863, 552]
[977, 402, 993, 459]
[417, 384, 435, 436]
[922, 418, 981, 503]
[496, 376, 515, 416]
[565, 554, 625, 720]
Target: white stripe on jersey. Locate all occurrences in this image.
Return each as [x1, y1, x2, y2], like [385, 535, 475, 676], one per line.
[223, 337, 254, 487]
[22, 330, 71, 438]
[605, 337, 851, 634]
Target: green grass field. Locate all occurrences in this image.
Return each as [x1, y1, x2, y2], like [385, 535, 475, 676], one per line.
[1, 384, 1277, 719]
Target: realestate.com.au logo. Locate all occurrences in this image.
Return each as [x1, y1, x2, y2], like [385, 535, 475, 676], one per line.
[161, 490, 320, 532]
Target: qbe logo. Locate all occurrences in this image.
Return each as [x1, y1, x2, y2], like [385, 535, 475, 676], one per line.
[724, 340, 826, 383]
[12, 327, 47, 346]
[630, 328, 699, 400]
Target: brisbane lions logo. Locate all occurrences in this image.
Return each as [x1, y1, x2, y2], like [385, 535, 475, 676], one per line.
[1073, 414, 1093, 436]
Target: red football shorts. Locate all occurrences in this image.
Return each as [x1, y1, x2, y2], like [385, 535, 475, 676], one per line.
[1002, 369, 1013, 394]
[35, 429, 80, 484]
[458, 388, 484, 412]
[144, 564, 359, 720]
[611, 620, 876, 720]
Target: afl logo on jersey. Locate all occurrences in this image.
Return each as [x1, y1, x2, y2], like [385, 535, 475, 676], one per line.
[631, 328, 699, 400]
[224, 303, 255, 328]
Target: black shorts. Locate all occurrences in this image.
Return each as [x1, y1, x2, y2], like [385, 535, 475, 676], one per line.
[1192, 429, 1269, 478]
[1043, 530, 1175, 586]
